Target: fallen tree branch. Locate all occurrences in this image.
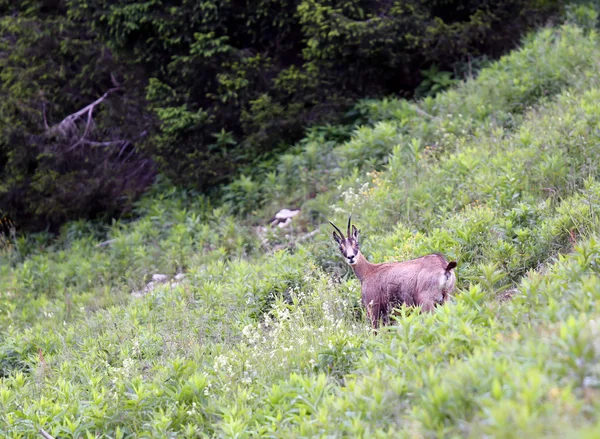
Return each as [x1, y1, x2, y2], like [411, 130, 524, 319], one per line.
[39, 429, 56, 439]
[412, 105, 436, 120]
[79, 139, 129, 148]
[47, 87, 119, 142]
[66, 104, 96, 151]
[96, 238, 117, 248]
[42, 101, 49, 130]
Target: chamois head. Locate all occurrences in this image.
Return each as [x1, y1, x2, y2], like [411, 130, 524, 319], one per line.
[330, 215, 360, 265]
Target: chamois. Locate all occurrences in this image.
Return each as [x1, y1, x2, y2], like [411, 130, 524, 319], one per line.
[330, 216, 457, 329]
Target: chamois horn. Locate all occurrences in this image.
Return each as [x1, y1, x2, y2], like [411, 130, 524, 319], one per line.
[329, 220, 344, 239]
[347, 214, 352, 238]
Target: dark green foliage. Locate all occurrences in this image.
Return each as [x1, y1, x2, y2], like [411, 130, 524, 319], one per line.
[0, 0, 562, 231]
[0, 339, 34, 378]
[0, 2, 155, 232]
[66, 0, 309, 189]
[66, 0, 560, 191]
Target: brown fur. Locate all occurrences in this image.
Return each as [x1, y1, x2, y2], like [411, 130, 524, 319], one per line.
[330, 217, 457, 329]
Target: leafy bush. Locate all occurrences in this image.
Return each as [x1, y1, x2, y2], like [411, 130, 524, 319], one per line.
[223, 24, 600, 217]
[66, 0, 560, 191]
[0, 0, 563, 232]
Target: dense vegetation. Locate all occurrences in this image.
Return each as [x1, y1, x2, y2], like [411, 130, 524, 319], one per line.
[0, 0, 154, 232]
[3, 6, 600, 435]
[0, 0, 561, 231]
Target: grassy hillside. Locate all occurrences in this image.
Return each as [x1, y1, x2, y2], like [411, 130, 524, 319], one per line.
[3, 20, 600, 438]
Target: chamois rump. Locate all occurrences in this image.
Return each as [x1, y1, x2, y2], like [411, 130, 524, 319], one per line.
[330, 216, 457, 329]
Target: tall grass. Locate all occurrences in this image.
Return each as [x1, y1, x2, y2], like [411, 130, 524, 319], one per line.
[2, 21, 600, 438]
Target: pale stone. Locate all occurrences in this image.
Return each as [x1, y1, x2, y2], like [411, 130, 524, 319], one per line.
[152, 274, 169, 282]
[274, 209, 300, 220]
[277, 218, 293, 228]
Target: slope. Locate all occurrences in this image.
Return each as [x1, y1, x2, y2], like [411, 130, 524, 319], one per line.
[2, 22, 600, 438]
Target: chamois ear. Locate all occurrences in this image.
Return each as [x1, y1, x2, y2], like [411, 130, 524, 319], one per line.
[351, 225, 359, 242]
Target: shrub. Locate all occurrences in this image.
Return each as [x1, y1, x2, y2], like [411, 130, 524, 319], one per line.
[66, 0, 560, 191]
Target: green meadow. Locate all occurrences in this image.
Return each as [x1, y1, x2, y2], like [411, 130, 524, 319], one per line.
[3, 18, 600, 438]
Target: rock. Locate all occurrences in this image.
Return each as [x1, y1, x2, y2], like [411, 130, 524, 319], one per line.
[274, 209, 300, 220]
[277, 217, 293, 228]
[152, 274, 169, 282]
[132, 281, 155, 298]
[174, 273, 186, 281]
[270, 208, 300, 227]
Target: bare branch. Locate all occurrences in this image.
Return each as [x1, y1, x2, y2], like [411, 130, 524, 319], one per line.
[110, 72, 120, 88]
[117, 141, 131, 159]
[66, 105, 96, 151]
[412, 105, 437, 120]
[42, 101, 49, 130]
[96, 238, 117, 248]
[79, 140, 128, 148]
[125, 159, 151, 180]
[39, 429, 56, 439]
[47, 87, 119, 141]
